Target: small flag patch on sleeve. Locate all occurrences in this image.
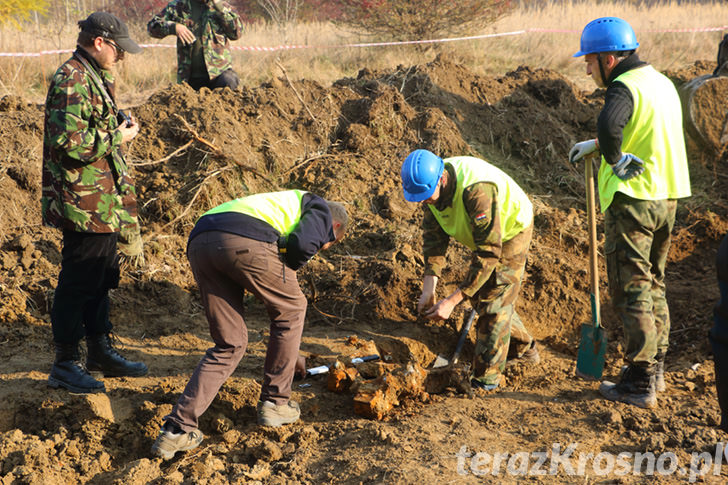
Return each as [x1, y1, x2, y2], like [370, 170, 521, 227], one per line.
[475, 212, 488, 221]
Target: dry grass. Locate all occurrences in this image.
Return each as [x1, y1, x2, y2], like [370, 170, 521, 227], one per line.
[0, 0, 727, 105]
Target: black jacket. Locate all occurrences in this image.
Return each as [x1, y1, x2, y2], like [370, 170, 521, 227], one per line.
[597, 53, 648, 165]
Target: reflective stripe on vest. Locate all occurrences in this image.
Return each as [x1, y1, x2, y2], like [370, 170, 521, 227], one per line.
[429, 157, 533, 249]
[598, 65, 691, 211]
[202, 190, 306, 236]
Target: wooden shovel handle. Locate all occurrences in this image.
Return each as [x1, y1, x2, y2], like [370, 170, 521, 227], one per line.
[585, 154, 601, 326]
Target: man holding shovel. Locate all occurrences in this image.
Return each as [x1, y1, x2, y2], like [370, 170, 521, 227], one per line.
[569, 17, 691, 408]
[400, 149, 538, 391]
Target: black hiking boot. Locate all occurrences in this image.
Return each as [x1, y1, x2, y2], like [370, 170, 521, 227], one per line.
[48, 343, 105, 394]
[655, 350, 666, 393]
[86, 333, 148, 378]
[599, 364, 656, 409]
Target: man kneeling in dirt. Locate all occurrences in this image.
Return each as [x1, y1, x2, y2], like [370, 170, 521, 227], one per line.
[569, 17, 691, 408]
[152, 190, 348, 460]
[42, 12, 148, 394]
[147, 0, 243, 90]
[400, 149, 539, 392]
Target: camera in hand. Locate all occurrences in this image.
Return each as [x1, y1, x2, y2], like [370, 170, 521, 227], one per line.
[116, 109, 132, 127]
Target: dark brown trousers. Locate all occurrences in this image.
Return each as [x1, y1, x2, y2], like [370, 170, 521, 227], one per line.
[167, 231, 306, 432]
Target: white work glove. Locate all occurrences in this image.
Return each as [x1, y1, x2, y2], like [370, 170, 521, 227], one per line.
[612, 153, 645, 181]
[119, 226, 146, 269]
[569, 139, 598, 164]
[417, 291, 436, 315]
[417, 275, 438, 315]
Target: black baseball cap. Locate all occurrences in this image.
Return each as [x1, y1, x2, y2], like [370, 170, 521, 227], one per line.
[78, 12, 141, 54]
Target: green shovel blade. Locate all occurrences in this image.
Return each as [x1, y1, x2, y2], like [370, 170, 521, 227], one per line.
[576, 293, 606, 380]
[576, 323, 607, 380]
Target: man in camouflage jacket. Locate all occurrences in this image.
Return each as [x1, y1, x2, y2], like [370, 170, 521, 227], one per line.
[147, 0, 243, 90]
[42, 12, 148, 394]
[400, 150, 539, 393]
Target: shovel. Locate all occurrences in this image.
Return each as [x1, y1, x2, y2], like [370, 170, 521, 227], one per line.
[576, 154, 607, 380]
[433, 309, 477, 368]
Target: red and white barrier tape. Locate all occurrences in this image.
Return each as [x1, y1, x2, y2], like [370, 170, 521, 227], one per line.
[2, 25, 727, 58]
[0, 48, 74, 57]
[530, 26, 728, 33]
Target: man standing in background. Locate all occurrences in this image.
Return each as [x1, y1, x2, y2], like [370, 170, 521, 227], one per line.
[147, 0, 243, 90]
[42, 12, 148, 394]
[569, 17, 691, 409]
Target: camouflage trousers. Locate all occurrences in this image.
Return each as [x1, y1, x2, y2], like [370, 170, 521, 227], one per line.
[604, 193, 677, 368]
[472, 225, 534, 386]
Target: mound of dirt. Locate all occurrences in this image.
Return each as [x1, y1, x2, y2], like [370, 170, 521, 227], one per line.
[1, 53, 727, 483]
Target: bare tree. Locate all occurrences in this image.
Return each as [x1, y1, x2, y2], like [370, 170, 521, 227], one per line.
[257, 0, 300, 27]
[336, 0, 514, 41]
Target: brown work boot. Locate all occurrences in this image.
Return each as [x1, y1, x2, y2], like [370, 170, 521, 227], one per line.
[507, 341, 540, 367]
[151, 422, 203, 460]
[257, 400, 300, 427]
[520, 341, 540, 364]
[599, 365, 657, 409]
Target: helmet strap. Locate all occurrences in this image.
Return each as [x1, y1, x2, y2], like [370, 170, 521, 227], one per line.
[596, 52, 608, 87]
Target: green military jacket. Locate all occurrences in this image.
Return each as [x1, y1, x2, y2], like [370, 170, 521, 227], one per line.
[41, 48, 138, 236]
[147, 0, 243, 83]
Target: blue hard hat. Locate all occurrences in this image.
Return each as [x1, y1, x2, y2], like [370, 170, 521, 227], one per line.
[573, 17, 639, 57]
[400, 149, 444, 202]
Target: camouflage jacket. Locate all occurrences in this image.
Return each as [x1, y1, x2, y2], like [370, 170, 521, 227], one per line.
[147, 0, 243, 83]
[41, 48, 138, 236]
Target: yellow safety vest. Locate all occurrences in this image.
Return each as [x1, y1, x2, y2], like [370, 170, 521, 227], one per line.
[598, 65, 691, 211]
[202, 190, 306, 236]
[429, 157, 532, 249]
